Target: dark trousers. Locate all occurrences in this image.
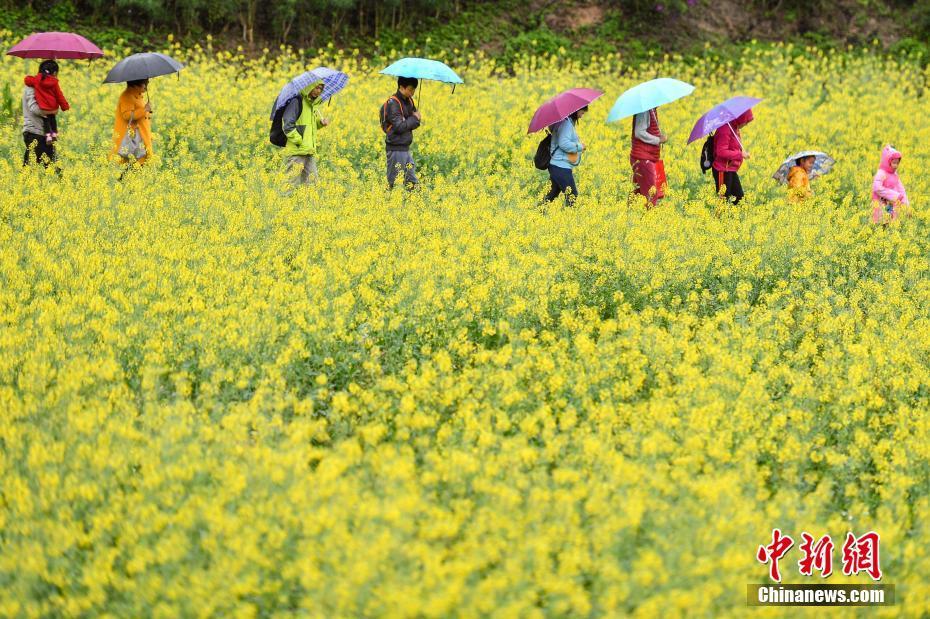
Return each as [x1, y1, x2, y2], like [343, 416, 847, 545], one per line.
[23, 132, 56, 167]
[713, 169, 744, 204]
[42, 114, 58, 136]
[544, 164, 578, 206]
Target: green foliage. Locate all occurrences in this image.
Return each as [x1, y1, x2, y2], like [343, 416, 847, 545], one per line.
[2, 0, 929, 72]
[0, 3, 156, 50]
[889, 37, 929, 63]
[499, 27, 574, 67]
[0, 82, 16, 128]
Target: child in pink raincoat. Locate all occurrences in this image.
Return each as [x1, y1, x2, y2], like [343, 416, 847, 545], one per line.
[871, 145, 909, 224]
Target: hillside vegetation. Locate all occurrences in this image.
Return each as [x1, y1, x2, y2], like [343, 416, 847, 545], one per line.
[5, 0, 930, 65]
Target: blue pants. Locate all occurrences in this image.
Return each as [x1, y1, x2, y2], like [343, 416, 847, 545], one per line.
[544, 164, 578, 206]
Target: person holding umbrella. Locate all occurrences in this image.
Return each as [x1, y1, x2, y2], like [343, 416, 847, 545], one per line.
[21, 62, 60, 168]
[105, 52, 184, 167]
[529, 88, 603, 207]
[787, 155, 815, 202]
[379, 58, 463, 190]
[629, 109, 667, 205]
[24, 59, 69, 145]
[772, 150, 835, 203]
[282, 81, 328, 187]
[545, 107, 587, 206]
[711, 109, 753, 205]
[608, 78, 694, 207]
[689, 96, 761, 206]
[270, 68, 348, 189]
[112, 79, 153, 165]
[8, 31, 104, 168]
[380, 77, 422, 190]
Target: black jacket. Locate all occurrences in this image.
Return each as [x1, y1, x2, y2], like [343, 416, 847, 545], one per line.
[383, 91, 420, 152]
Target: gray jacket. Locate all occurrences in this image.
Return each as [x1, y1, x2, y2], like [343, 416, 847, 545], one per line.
[383, 91, 420, 152]
[22, 86, 46, 136]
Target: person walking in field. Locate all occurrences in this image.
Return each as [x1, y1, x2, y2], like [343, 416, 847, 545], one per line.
[630, 107, 668, 206]
[544, 106, 588, 206]
[712, 109, 753, 204]
[871, 145, 909, 224]
[112, 79, 153, 165]
[281, 80, 329, 188]
[24, 60, 69, 146]
[21, 62, 60, 169]
[787, 155, 815, 203]
[381, 76, 422, 190]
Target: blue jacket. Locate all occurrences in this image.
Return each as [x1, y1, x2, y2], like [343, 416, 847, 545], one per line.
[549, 118, 583, 169]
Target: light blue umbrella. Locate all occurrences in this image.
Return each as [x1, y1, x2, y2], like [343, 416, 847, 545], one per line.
[606, 78, 695, 123]
[773, 150, 835, 184]
[270, 67, 349, 119]
[380, 57, 463, 85]
[380, 57, 463, 106]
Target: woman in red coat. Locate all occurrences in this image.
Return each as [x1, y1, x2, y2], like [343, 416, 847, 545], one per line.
[630, 108, 667, 206]
[712, 109, 753, 204]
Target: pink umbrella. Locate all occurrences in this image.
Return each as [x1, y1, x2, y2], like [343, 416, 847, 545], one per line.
[528, 88, 603, 134]
[7, 32, 103, 60]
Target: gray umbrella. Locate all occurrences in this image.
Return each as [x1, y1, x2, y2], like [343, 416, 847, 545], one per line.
[103, 52, 184, 83]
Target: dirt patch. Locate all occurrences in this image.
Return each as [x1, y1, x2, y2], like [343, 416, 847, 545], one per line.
[545, 4, 605, 32]
[533, 0, 903, 47]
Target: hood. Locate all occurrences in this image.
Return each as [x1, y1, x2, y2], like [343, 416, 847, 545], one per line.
[733, 109, 754, 127]
[301, 80, 324, 103]
[879, 145, 902, 174]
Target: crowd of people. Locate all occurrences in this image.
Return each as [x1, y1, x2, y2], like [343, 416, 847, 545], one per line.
[20, 61, 909, 224]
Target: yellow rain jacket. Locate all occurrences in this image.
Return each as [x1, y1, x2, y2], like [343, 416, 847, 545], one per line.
[282, 82, 325, 158]
[112, 84, 153, 164]
[787, 166, 812, 202]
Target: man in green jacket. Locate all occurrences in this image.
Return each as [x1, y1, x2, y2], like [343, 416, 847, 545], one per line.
[282, 81, 329, 188]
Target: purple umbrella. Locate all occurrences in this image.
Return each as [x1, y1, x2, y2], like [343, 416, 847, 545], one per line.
[687, 96, 762, 144]
[7, 32, 103, 60]
[528, 88, 603, 134]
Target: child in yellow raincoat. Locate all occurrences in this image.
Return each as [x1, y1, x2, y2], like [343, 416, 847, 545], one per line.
[787, 155, 815, 203]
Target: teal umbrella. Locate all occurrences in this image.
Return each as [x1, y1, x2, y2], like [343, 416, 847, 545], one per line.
[380, 57, 463, 105]
[380, 57, 463, 85]
[606, 78, 694, 123]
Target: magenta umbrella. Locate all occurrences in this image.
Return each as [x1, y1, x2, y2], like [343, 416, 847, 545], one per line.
[528, 88, 604, 134]
[687, 96, 762, 144]
[7, 32, 103, 60]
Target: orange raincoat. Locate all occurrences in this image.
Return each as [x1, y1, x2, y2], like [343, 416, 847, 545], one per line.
[787, 166, 812, 203]
[112, 84, 153, 164]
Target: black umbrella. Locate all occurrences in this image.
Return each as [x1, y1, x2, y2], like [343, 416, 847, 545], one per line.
[103, 52, 183, 83]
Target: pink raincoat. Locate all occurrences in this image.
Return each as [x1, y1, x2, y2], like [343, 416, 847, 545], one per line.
[712, 110, 753, 173]
[871, 145, 908, 223]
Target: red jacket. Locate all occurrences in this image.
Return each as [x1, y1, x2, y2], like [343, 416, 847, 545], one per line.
[24, 74, 70, 113]
[712, 109, 752, 172]
[630, 109, 661, 162]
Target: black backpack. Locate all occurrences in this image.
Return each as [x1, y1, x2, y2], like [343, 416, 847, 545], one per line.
[270, 96, 301, 147]
[534, 131, 553, 170]
[700, 133, 715, 173]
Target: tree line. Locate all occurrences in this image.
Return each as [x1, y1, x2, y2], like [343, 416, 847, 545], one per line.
[8, 0, 925, 50]
[10, 0, 500, 46]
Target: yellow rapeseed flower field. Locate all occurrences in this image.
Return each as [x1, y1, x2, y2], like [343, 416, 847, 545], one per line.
[2, 35, 930, 616]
